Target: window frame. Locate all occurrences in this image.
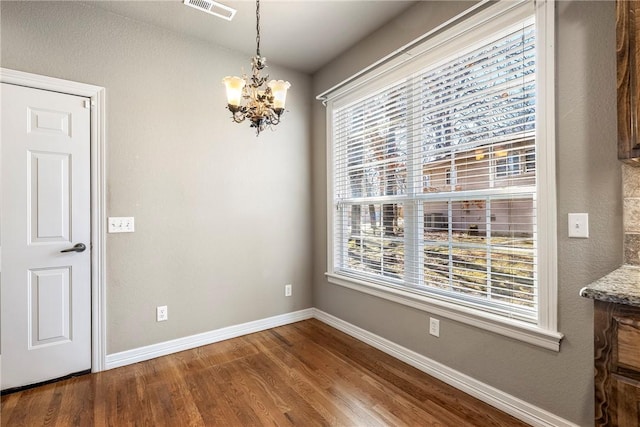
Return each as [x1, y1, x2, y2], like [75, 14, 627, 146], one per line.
[495, 151, 523, 179]
[524, 148, 536, 173]
[323, 0, 561, 351]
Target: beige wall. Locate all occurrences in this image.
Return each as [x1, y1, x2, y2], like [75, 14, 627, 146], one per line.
[312, 1, 621, 425]
[1, 1, 313, 354]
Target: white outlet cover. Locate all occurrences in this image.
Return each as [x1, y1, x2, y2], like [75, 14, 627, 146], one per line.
[429, 318, 440, 337]
[157, 305, 168, 322]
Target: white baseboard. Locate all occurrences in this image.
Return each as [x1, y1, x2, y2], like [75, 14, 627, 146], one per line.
[105, 308, 314, 370]
[105, 307, 576, 427]
[313, 309, 578, 427]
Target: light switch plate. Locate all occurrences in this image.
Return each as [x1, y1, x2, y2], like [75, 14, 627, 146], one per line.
[568, 213, 589, 238]
[108, 217, 135, 233]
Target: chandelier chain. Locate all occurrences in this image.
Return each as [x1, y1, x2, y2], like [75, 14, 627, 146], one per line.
[255, 0, 261, 57]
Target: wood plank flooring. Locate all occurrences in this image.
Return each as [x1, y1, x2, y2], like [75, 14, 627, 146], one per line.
[1, 319, 529, 426]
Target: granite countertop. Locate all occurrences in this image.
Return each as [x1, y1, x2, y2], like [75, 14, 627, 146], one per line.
[580, 265, 640, 306]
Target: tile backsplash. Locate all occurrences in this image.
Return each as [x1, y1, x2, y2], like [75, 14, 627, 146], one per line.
[623, 164, 640, 265]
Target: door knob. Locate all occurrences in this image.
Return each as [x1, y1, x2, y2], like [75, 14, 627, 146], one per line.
[60, 243, 86, 253]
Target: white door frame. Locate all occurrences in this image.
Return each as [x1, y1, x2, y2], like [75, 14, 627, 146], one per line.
[0, 68, 107, 372]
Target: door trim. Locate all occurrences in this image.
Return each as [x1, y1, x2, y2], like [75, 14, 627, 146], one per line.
[1, 68, 107, 372]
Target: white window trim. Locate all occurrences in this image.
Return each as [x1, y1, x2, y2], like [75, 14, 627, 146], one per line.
[323, 0, 562, 351]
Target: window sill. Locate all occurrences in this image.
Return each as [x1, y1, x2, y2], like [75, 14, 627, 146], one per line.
[325, 272, 564, 351]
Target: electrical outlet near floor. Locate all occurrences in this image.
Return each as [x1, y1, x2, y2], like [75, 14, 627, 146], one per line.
[157, 305, 168, 322]
[285, 284, 292, 297]
[429, 317, 440, 337]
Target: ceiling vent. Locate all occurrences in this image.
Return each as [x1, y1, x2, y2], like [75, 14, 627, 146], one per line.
[183, 0, 237, 21]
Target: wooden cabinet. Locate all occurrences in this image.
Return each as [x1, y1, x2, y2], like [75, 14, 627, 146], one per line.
[617, 0, 640, 162]
[594, 300, 640, 426]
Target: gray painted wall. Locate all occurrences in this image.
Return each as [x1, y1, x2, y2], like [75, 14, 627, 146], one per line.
[311, 1, 621, 425]
[1, 1, 313, 354]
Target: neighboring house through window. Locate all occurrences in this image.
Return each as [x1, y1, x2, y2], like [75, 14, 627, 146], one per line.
[495, 150, 523, 178]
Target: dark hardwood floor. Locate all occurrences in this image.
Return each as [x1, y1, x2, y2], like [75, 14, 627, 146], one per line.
[1, 319, 529, 426]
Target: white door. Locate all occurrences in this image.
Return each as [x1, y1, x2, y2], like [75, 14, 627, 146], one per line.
[1, 83, 91, 390]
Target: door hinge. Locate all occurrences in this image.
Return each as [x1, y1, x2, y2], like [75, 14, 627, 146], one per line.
[84, 100, 91, 109]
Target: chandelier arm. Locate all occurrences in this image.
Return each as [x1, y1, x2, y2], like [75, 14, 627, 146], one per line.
[229, 108, 246, 123]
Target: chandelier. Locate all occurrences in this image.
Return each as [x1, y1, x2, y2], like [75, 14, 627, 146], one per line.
[222, 0, 291, 136]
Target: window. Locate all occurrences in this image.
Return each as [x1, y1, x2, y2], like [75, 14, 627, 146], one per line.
[495, 150, 523, 178]
[423, 174, 431, 191]
[323, 0, 560, 349]
[524, 149, 536, 173]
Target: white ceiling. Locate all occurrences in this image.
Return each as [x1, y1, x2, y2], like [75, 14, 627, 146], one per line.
[85, 0, 417, 74]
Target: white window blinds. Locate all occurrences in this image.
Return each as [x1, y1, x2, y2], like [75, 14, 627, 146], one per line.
[332, 13, 539, 323]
